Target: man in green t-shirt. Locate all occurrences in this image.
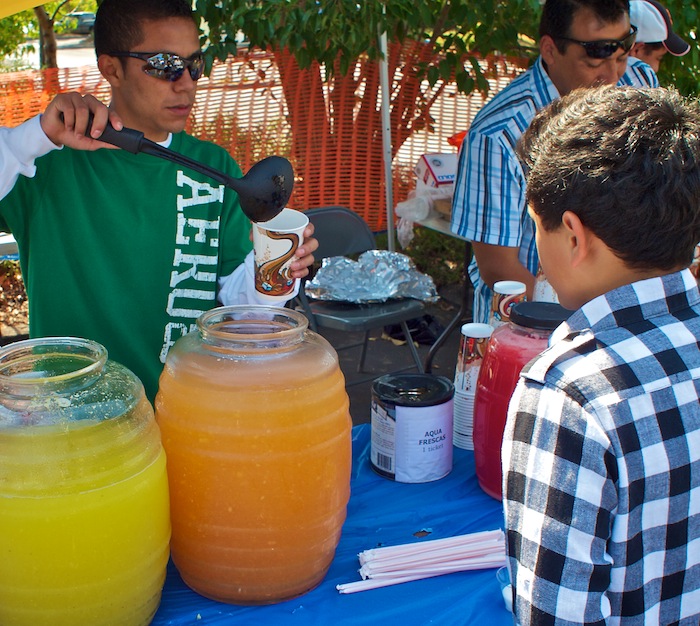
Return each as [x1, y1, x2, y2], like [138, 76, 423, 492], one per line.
[0, 0, 318, 403]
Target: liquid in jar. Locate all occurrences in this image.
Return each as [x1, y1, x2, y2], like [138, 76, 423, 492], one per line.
[156, 306, 352, 604]
[473, 302, 568, 499]
[0, 338, 171, 626]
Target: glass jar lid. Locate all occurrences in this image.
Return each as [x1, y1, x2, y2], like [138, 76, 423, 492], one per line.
[509, 302, 570, 330]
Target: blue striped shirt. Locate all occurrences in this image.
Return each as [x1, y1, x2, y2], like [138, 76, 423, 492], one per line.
[450, 57, 659, 324]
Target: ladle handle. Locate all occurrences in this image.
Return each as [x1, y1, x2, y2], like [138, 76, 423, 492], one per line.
[86, 114, 239, 189]
[85, 115, 145, 154]
[138, 143, 239, 189]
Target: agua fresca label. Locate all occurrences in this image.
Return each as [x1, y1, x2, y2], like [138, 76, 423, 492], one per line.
[371, 399, 454, 483]
[370, 399, 397, 475]
[394, 404, 453, 483]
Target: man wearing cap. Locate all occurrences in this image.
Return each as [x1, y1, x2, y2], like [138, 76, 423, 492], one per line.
[451, 0, 658, 326]
[630, 0, 690, 71]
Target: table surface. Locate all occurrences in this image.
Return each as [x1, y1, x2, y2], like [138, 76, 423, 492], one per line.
[152, 424, 511, 626]
[417, 212, 470, 243]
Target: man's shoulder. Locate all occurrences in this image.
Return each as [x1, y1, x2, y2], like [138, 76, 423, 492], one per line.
[28, 141, 96, 174]
[172, 132, 242, 175]
[174, 132, 229, 156]
[469, 62, 551, 137]
[523, 285, 700, 403]
[620, 57, 659, 88]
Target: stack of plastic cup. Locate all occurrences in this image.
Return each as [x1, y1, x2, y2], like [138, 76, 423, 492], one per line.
[453, 322, 493, 450]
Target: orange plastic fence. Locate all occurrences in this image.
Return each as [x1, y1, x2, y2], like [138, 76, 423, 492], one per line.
[0, 48, 526, 231]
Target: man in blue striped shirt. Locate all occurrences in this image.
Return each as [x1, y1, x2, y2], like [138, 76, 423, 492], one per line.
[451, 0, 658, 325]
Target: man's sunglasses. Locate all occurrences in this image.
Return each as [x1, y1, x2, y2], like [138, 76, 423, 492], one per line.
[109, 51, 204, 82]
[555, 25, 637, 59]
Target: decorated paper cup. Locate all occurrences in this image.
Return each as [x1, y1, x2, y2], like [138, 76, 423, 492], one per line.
[488, 281, 526, 328]
[253, 208, 309, 302]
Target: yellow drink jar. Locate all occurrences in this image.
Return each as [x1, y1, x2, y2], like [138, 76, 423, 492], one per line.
[155, 305, 352, 604]
[0, 337, 171, 626]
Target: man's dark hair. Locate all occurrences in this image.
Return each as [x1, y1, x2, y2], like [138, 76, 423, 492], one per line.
[517, 86, 700, 272]
[540, 0, 630, 54]
[94, 0, 196, 57]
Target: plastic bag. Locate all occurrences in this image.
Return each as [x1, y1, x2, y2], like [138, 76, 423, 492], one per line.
[395, 181, 453, 248]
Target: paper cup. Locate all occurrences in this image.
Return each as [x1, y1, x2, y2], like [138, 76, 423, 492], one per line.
[489, 280, 526, 328]
[253, 208, 309, 302]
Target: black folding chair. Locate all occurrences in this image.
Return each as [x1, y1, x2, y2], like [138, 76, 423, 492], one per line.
[295, 207, 425, 384]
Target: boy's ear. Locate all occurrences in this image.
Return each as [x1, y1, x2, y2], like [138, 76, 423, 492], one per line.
[561, 210, 593, 268]
[98, 54, 123, 86]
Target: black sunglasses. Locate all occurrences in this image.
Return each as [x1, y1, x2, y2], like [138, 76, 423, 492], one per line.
[555, 25, 637, 59]
[109, 51, 204, 82]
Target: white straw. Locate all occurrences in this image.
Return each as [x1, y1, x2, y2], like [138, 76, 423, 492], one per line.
[359, 539, 504, 574]
[337, 529, 506, 594]
[337, 573, 440, 594]
[360, 554, 506, 579]
[358, 529, 501, 564]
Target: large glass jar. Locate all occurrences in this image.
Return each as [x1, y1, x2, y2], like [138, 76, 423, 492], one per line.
[155, 306, 352, 604]
[0, 337, 171, 626]
[473, 302, 569, 500]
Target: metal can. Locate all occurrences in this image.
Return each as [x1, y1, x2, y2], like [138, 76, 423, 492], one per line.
[370, 374, 454, 483]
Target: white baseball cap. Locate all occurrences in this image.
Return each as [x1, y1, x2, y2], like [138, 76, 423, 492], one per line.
[630, 0, 690, 56]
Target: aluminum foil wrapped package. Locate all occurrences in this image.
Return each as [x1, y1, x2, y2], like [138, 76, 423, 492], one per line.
[305, 250, 438, 303]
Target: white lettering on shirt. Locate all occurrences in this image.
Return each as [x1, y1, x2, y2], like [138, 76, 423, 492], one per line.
[161, 170, 225, 363]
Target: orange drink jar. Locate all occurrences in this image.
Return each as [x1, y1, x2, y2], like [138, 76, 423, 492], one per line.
[155, 305, 352, 604]
[0, 337, 171, 626]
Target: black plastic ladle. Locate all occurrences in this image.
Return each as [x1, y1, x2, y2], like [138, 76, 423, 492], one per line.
[87, 116, 293, 222]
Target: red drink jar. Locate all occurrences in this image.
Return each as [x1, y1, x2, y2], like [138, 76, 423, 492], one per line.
[473, 302, 569, 499]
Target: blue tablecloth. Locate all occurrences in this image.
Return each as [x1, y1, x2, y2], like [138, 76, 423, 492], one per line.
[152, 424, 512, 626]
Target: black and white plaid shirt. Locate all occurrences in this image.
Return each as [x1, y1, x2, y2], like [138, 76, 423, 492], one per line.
[502, 269, 700, 625]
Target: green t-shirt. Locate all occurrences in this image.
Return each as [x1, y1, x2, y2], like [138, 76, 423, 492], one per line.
[0, 132, 252, 403]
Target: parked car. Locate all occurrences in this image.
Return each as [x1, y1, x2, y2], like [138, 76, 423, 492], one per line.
[66, 12, 96, 35]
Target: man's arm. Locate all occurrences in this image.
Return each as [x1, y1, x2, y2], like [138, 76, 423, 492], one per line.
[0, 119, 54, 202]
[503, 380, 616, 625]
[451, 122, 534, 318]
[471, 241, 536, 299]
[0, 93, 123, 204]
